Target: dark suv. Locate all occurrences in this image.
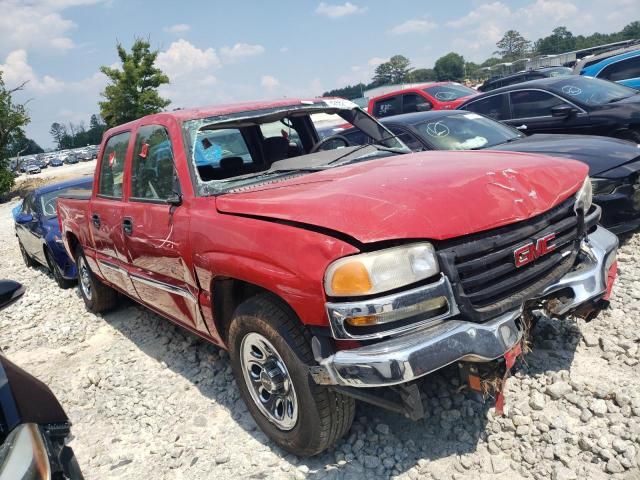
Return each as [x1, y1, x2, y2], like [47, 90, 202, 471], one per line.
[479, 67, 572, 92]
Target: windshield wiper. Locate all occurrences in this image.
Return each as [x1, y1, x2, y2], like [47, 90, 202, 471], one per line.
[326, 134, 410, 166]
[608, 96, 631, 103]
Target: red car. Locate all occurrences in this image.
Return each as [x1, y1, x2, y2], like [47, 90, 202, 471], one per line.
[58, 98, 617, 456]
[367, 82, 477, 118]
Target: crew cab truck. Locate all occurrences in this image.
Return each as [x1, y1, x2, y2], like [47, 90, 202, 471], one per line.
[58, 98, 618, 456]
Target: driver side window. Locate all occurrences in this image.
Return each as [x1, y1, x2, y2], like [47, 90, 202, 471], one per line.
[131, 125, 179, 202]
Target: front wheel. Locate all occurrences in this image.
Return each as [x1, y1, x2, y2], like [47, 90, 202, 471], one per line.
[75, 249, 118, 313]
[228, 294, 354, 456]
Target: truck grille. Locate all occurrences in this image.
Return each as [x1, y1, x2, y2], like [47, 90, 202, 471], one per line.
[438, 197, 582, 318]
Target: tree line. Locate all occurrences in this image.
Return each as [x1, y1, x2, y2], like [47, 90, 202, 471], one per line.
[323, 21, 640, 98]
[49, 114, 108, 150]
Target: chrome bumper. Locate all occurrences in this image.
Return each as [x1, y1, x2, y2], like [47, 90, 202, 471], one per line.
[314, 226, 618, 388]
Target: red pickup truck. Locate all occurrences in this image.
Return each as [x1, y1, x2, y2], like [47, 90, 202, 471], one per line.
[58, 98, 618, 456]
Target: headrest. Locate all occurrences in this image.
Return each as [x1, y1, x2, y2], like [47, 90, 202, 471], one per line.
[220, 156, 244, 170]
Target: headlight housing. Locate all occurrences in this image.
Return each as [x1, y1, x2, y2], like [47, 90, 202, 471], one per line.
[575, 176, 593, 212]
[324, 242, 439, 297]
[591, 177, 620, 196]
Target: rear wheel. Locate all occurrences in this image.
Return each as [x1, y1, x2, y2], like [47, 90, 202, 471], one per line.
[75, 249, 118, 313]
[19, 242, 37, 268]
[228, 294, 354, 456]
[45, 249, 75, 289]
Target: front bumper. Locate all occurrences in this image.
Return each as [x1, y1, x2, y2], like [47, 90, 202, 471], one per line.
[314, 226, 618, 387]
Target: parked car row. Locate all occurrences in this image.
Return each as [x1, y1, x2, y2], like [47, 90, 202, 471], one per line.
[9, 145, 99, 177]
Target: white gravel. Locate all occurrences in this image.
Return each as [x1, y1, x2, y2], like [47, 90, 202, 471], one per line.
[1, 190, 640, 479]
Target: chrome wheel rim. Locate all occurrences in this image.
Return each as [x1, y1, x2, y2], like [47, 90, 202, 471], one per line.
[240, 332, 298, 431]
[78, 257, 92, 300]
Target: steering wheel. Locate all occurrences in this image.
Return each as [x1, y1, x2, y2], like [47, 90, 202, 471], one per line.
[310, 134, 352, 153]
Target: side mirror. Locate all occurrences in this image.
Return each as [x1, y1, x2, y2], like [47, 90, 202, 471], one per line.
[0, 280, 25, 310]
[416, 102, 433, 112]
[167, 192, 182, 207]
[551, 104, 576, 118]
[15, 213, 33, 224]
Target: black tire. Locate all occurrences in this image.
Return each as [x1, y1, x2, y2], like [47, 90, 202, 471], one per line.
[45, 249, 75, 289]
[75, 248, 118, 313]
[19, 242, 37, 268]
[228, 293, 355, 456]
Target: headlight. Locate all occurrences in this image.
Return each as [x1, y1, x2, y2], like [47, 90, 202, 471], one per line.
[591, 177, 620, 196]
[0, 423, 51, 480]
[575, 176, 593, 212]
[324, 242, 439, 297]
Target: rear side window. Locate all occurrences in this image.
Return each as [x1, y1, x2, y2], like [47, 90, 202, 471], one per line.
[509, 90, 565, 118]
[373, 96, 401, 117]
[98, 132, 130, 198]
[402, 93, 427, 113]
[131, 125, 179, 201]
[599, 57, 640, 82]
[463, 94, 510, 120]
[387, 126, 424, 151]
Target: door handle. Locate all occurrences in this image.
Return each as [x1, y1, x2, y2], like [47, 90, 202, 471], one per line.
[91, 213, 101, 228]
[122, 218, 133, 236]
[515, 124, 528, 130]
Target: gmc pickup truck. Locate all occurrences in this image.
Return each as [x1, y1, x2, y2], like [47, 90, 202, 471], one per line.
[58, 98, 618, 456]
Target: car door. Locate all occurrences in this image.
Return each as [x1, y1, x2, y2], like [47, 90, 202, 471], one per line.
[598, 56, 640, 88]
[90, 131, 138, 298]
[122, 124, 205, 333]
[15, 194, 43, 263]
[505, 89, 591, 135]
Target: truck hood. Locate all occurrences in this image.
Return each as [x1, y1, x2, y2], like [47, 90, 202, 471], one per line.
[215, 151, 587, 243]
[491, 134, 640, 176]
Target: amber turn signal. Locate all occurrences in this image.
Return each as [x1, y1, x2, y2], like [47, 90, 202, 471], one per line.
[330, 261, 372, 296]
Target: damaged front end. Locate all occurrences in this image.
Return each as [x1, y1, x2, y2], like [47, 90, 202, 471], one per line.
[310, 187, 618, 419]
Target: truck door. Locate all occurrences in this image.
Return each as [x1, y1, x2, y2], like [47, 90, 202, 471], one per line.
[90, 131, 138, 298]
[121, 124, 205, 333]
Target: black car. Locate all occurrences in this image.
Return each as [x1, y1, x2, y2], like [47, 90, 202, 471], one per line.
[0, 280, 83, 478]
[479, 66, 572, 92]
[339, 109, 640, 234]
[49, 157, 64, 167]
[458, 76, 640, 142]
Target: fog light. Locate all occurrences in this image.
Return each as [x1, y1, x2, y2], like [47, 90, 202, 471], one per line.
[345, 296, 447, 327]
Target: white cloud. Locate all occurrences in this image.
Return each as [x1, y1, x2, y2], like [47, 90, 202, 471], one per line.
[220, 43, 265, 61]
[261, 75, 280, 89]
[163, 23, 191, 34]
[388, 19, 437, 35]
[156, 39, 220, 79]
[315, 2, 366, 18]
[0, 50, 65, 93]
[0, 0, 109, 54]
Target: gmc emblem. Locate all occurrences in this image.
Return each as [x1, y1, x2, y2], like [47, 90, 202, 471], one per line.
[513, 233, 556, 268]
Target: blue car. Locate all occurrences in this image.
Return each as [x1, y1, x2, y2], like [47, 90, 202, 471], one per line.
[14, 177, 93, 288]
[579, 49, 640, 90]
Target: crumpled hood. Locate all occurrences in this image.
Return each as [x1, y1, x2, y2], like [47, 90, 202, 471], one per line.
[216, 151, 588, 243]
[491, 134, 640, 175]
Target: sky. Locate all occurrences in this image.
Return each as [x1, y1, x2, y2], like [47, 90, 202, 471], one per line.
[1, 0, 638, 148]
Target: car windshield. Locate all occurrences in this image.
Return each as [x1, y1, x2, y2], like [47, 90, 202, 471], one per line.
[548, 76, 637, 106]
[182, 100, 409, 195]
[415, 113, 522, 150]
[39, 184, 92, 217]
[423, 84, 476, 102]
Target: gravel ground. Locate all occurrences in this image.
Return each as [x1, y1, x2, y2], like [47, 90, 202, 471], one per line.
[1, 194, 640, 480]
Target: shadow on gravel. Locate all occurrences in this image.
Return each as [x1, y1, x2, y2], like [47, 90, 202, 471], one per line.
[99, 301, 581, 479]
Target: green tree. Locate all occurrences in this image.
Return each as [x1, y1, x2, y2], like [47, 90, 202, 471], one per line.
[99, 38, 170, 127]
[434, 53, 465, 81]
[0, 72, 30, 195]
[535, 27, 576, 55]
[407, 68, 435, 82]
[495, 30, 532, 60]
[50, 122, 66, 149]
[621, 21, 640, 40]
[372, 55, 412, 85]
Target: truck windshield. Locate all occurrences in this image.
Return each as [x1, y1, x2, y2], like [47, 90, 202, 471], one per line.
[423, 84, 476, 101]
[182, 100, 409, 195]
[415, 112, 522, 150]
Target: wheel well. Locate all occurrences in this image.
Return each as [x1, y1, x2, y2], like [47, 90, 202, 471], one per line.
[66, 232, 80, 259]
[212, 278, 275, 343]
